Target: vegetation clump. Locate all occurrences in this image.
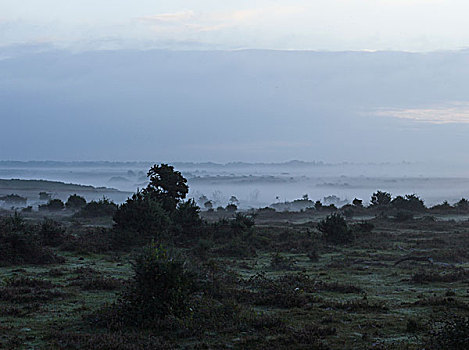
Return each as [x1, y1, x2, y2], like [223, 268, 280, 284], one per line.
[111, 242, 196, 327]
[65, 194, 87, 210]
[39, 199, 65, 211]
[427, 315, 469, 350]
[76, 197, 117, 218]
[0, 214, 65, 265]
[317, 213, 353, 244]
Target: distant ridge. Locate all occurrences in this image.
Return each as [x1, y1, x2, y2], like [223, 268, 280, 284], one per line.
[0, 160, 415, 168]
[0, 179, 120, 192]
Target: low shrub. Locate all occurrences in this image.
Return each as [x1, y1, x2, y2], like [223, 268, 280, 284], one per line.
[77, 198, 118, 218]
[111, 242, 196, 327]
[427, 315, 469, 349]
[39, 199, 65, 212]
[317, 214, 353, 244]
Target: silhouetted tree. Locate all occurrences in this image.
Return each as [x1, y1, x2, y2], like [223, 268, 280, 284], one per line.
[143, 164, 188, 213]
[370, 191, 391, 207]
[352, 198, 363, 207]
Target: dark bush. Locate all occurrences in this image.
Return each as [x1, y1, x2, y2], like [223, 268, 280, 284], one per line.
[39, 199, 65, 212]
[39, 218, 65, 247]
[230, 213, 255, 235]
[0, 194, 27, 206]
[171, 199, 203, 233]
[370, 191, 391, 207]
[65, 194, 87, 210]
[113, 191, 170, 234]
[226, 204, 238, 212]
[114, 242, 196, 326]
[77, 198, 117, 218]
[317, 213, 353, 244]
[428, 315, 469, 349]
[0, 215, 65, 265]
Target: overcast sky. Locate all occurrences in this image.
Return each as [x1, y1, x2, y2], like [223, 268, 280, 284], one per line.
[2, 1, 469, 51]
[1, 2, 469, 164]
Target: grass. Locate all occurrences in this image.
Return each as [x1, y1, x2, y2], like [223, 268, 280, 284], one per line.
[0, 213, 468, 349]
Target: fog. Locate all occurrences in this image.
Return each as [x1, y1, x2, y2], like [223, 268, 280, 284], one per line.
[2, 161, 469, 208]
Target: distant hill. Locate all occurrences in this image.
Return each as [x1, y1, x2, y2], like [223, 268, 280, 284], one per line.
[0, 179, 118, 192]
[0, 179, 131, 204]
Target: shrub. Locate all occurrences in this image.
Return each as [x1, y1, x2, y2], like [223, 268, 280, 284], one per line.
[39, 218, 66, 247]
[77, 198, 117, 218]
[428, 315, 469, 349]
[113, 191, 170, 234]
[171, 199, 203, 233]
[0, 215, 65, 265]
[65, 194, 86, 210]
[230, 213, 255, 235]
[0, 194, 27, 206]
[225, 204, 238, 212]
[317, 213, 353, 244]
[115, 242, 196, 326]
[38, 199, 65, 212]
[370, 191, 391, 207]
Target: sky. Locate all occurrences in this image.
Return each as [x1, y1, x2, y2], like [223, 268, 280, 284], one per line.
[2, 0, 469, 52]
[1, 1, 469, 164]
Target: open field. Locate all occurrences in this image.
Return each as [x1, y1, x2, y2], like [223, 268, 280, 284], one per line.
[1, 206, 468, 349]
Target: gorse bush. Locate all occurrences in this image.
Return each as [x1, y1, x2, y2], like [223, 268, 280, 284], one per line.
[317, 213, 353, 244]
[428, 315, 469, 349]
[39, 199, 65, 211]
[0, 214, 64, 265]
[77, 198, 117, 218]
[115, 242, 195, 326]
[113, 191, 170, 234]
[171, 199, 202, 233]
[39, 218, 65, 247]
[65, 194, 86, 210]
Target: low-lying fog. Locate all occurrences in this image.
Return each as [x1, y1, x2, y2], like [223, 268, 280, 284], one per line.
[2, 161, 469, 209]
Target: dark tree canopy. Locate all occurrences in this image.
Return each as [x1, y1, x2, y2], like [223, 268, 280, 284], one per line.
[144, 164, 189, 212]
[370, 191, 391, 207]
[65, 194, 87, 210]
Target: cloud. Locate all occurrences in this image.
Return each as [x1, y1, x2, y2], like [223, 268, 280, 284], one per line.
[137, 6, 305, 33]
[375, 102, 469, 124]
[138, 10, 195, 24]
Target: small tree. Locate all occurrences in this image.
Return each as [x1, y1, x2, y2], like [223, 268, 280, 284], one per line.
[229, 196, 239, 206]
[144, 164, 189, 213]
[370, 191, 391, 207]
[314, 200, 323, 211]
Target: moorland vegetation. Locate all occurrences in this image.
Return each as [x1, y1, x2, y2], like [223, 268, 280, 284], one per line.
[0, 164, 468, 349]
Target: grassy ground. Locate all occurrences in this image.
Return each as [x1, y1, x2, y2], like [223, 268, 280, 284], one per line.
[1, 212, 469, 349]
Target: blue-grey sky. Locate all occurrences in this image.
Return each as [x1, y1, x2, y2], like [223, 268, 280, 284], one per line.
[2, 2, 469, 163]
[2, 1, 469, 51]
